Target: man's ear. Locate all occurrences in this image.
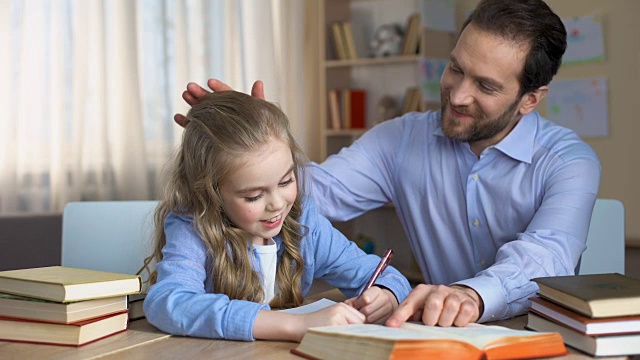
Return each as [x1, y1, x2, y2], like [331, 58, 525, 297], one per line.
[518, 86, 548, 115]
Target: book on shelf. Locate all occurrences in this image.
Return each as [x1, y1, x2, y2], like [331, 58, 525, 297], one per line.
[341, 21, 358, 59]
[341, 89, 352, 129]
[401, 13, 421, 55]
[0, 310, 128, 347]
[529, 296, 640, 335]
[349, 89, 366, 129]
[527, 312, 640, 357]
[532, 273, 640, 318]
[327, 89, 341, 130]
[128, 293, 146, 321]
[401, 87, 422, 114]
[0, 292, 127, 324]
[329, 22, 349, 60]
[291, 322, 566, 360]
[327, 88, 367, 130]
[0, 266, 142, 303]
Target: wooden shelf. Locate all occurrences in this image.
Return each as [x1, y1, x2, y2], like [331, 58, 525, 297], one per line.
[324, 128, 367, 136]
[324, 55, 420, 68]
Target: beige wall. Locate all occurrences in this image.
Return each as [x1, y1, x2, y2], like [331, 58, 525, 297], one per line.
[454, 0, 640, 244]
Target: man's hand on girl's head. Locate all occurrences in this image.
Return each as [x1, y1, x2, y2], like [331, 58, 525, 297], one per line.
[173, 79, 265, 127]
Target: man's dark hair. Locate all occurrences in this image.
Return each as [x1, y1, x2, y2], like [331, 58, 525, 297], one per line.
[461, 0, 567, 96]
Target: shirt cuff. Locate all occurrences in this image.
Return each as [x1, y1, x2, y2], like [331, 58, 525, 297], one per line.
[376, 273, 412, 303]
[224, 300, 269, 341]
[452, 276, 507, 323]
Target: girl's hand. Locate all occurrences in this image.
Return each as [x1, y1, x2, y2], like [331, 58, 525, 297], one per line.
[292, 302, 365, 341]
[345, 286, 398, 324]
[253, 302, 365, 342]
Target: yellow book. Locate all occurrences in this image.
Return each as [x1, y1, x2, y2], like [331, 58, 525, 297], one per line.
[330, 22, 348, 60]
[0, 310, 128, 346]
[0, 293, 127, 323]
[341, 21, 358, 59]
[0, 266, 142, 303]
[292, 323, 566, 360]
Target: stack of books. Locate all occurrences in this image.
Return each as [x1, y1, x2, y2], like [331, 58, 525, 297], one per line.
[0, 266, 142, 346]
[528, 273, 640, 357]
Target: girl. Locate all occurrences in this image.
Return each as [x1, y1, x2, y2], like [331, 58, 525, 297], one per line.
[143, 91, 411, 342]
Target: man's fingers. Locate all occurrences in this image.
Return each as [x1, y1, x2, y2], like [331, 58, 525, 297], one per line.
[186, 82, 211, 102]
[174, 114, 189, 127]
[452, 300, 479, 327]
[251, 80, 265, 99]
[182, 90, 198, 106]
[385, 285, 429, 327]
[206, 79, 233, 92]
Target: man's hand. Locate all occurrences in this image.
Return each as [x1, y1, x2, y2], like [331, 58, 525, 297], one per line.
[173, 79, 265, 127]
[385, 284, 483, 328]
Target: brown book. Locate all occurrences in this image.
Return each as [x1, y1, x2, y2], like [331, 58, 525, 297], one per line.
[341, 89, 351, 129]
[292, 322, 566, 360]
[0, 310, 128, 347]
[330, 22, 348, 60]
[526, 312, 640, 357]
[529, 296, 640, 335]
[401, 87, 418, 114]
[0, 266, 142, 303]
[0, 292, 127, 324]
[532, 273, 640, 318]
[402, 13, 421, 55]
[341, 21, 358, 59]
[327, 89, 341, 130]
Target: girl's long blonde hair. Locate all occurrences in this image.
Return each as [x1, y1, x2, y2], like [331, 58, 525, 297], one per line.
[143, 91, 306, 308]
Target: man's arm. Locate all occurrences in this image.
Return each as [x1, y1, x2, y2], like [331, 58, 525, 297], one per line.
[174, 79, 265, 126]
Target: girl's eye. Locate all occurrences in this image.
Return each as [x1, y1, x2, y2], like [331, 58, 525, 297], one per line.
[245, 194, 263, 202]
[279, 178, 294, 187]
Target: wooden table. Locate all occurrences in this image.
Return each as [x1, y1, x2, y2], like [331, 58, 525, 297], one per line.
[0, 290, 631, 360]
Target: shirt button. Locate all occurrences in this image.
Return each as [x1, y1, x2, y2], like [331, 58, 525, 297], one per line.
[472, 173, 479, 181]
[473, 219, 480, 227]
[480, 259, 487, 266]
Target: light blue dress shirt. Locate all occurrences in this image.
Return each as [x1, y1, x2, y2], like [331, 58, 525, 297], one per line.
[144, 198, 411, 341]
[307, 110, 601, 322]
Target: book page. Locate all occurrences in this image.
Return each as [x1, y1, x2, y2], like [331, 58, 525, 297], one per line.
[400, 322, 547, 349]
[308, 322, 549, 350]
[278, 298, 336, 314]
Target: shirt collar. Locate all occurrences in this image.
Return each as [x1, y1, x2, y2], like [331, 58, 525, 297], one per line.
[434, 111, 538, 164]
[493, 111, 537, 164]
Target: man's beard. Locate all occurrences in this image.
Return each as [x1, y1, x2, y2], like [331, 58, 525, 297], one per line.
[440, 92, 522, 143]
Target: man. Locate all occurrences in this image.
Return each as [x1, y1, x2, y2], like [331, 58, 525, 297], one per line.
[176, 0, 601, 327]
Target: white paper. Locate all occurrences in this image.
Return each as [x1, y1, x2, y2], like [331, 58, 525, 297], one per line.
[546, 77, 609, 138]
[563, 16, 605, 64]
[279, 298, 337, 314]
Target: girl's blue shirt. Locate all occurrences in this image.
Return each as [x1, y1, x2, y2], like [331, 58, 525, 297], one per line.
[144, 197, 411, 341]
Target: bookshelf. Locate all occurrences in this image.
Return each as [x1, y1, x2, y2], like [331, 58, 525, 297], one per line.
[316, 0, 456, 284]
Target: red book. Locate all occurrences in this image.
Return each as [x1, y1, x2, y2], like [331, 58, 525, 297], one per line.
[0, 310, 128, 346]
[350, 89, 366, 129]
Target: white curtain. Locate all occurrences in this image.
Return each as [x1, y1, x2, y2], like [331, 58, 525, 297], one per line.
[0, 0, 307, 214]
[0, 0, 149, 213]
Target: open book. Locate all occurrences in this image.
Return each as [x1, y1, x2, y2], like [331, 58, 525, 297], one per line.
[292, 322, 566, 360]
